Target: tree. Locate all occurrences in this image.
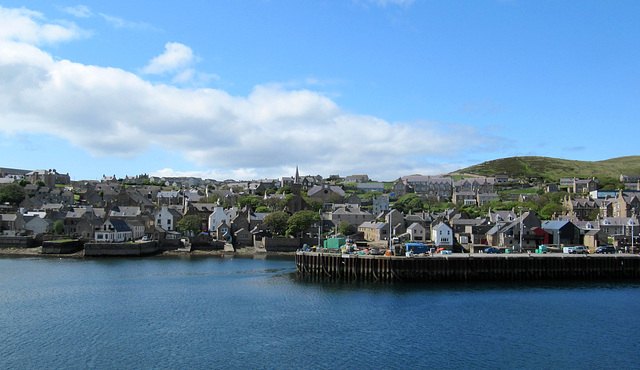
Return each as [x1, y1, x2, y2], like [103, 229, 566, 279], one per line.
[599, 177, 625, 191]
[338, 221, 354, 236]
[262, 211, 290, 236]
[264, 197, 286, 211]
[393, 194, 424, 213]
[361, 191, 382, 201]
[539, 203, 564, 220]
[255, 206, 271, 213]
[199, 194, 221, 203]
[277, 186, 291, 195]
[238, 196, 263, 209]
[177, 215, 203, 235]
[286, 210, 320, 237]
[35, 180, 46, 187]
[18, 179, 30, 187]
[53, 220, 65, 235]
[0, 184, 26, 205]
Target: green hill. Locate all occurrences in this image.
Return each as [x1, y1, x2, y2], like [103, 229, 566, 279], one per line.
[453, 156, 640, 182]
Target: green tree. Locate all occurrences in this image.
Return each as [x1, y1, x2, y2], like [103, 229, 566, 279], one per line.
[177, 215, 203, 235]
[0, 184, 26, 205]
[338, 221, 354, 236]
[599, 177, 625, 191]
[264, 197, 286, 211]
[255, 206, 271, 213]
[360, 191, 383, 201]
[238, 196, 263, 209]
[53, 220, 65, 235]
[286, 210, 320, 237]
[262, 211, 290, 236]
[277, 186, 291, 194]
[35, 180, 46, 187]
[18, 179, 30, 187]
[539, 203, 564, 220]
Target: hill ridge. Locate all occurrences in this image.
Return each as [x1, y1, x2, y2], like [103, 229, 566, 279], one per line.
[452, 156, 640, 182]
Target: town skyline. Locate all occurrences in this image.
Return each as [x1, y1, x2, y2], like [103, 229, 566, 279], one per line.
[1, 2, 639, 181]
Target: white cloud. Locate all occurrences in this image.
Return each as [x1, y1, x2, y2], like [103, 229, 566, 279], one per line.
[0, 6, 87, 45]
[62, 5, 92, 18]
[366, 0, 415, 8]
[99, 13, 154, 30]
[142, 42, 195, 75]
[0, 5, 499, 181]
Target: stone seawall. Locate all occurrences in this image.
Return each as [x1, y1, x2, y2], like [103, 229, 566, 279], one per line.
[264, 237, 319, 252]
[84, 241, 160, 256]
[0, 236, 36, 248]
[42, 240, 84, 254]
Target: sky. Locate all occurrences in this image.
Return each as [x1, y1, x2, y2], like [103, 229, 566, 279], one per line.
[0, 1, 638, 182]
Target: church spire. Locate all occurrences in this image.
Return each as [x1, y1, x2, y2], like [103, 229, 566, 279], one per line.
[295, 166, 300, 185]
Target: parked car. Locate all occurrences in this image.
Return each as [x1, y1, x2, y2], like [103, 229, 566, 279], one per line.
[569, 246, 589, 254]
[596, 246, 616, 254]
[484, 247, 503, 254]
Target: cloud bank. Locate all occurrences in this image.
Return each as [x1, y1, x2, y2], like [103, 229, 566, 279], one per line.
[0, 5, 498, 180]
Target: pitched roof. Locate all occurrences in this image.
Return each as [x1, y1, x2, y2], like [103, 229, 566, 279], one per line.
[108, 218, 132, 232]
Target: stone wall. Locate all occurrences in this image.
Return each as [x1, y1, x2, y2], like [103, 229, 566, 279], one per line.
[0, 236, 36, 248]
[84, 241, 160, 256]
[42, 240, 84, 254]
[263, 237, 318, 252]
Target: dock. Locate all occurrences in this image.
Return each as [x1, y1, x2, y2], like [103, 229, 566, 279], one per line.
[295, 252, 640, 282]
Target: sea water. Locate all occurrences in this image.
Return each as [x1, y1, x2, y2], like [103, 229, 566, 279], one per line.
[1, 255, 639, 369]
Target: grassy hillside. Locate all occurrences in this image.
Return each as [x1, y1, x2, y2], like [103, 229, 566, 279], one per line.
[454, 156, 640, 182]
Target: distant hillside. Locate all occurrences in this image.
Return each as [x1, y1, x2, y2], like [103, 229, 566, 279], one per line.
[453, 156, 640, 182]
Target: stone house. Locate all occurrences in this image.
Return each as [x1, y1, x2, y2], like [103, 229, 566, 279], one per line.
[0, 213, 26, 235]
[612, 190, 640, 218]
[24, 215, 53, 235]
[392, 175, 453, 201]
[385, 209, 405, 237]
[485, 211, 540, 249]
[307, 184, 345, 203]
[326, 205, 375, 230]
[406, 222, 427, 242]
[358, 221, 389, 242]
[372, 196, 390, 216]
[345, 175, 370, 183]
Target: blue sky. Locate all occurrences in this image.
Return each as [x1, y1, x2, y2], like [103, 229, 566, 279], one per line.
[1, 1, 638, 181]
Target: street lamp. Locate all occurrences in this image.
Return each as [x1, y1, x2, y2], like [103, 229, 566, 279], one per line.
[628, 217, 636, 253]
[519, 209, 523, 253]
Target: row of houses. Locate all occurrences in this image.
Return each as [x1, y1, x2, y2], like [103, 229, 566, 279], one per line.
[354, 207, 639, 252]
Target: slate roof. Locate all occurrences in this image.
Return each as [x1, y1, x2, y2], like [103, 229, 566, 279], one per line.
[109, 218, 132, 232]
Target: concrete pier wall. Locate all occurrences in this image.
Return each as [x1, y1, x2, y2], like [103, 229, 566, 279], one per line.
[296, 253, 640, 282]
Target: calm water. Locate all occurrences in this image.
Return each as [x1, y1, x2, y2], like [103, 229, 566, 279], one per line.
[1, 255, 639, 369]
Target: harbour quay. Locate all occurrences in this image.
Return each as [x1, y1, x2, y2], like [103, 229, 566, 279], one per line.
[295, 252, 640, 282]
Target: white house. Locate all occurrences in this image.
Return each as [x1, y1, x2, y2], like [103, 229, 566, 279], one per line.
[431, 222, 453, 248]
[155, 205, 182, 231]
[208, 206, 230, 232]
[95, 218, 133, 242]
